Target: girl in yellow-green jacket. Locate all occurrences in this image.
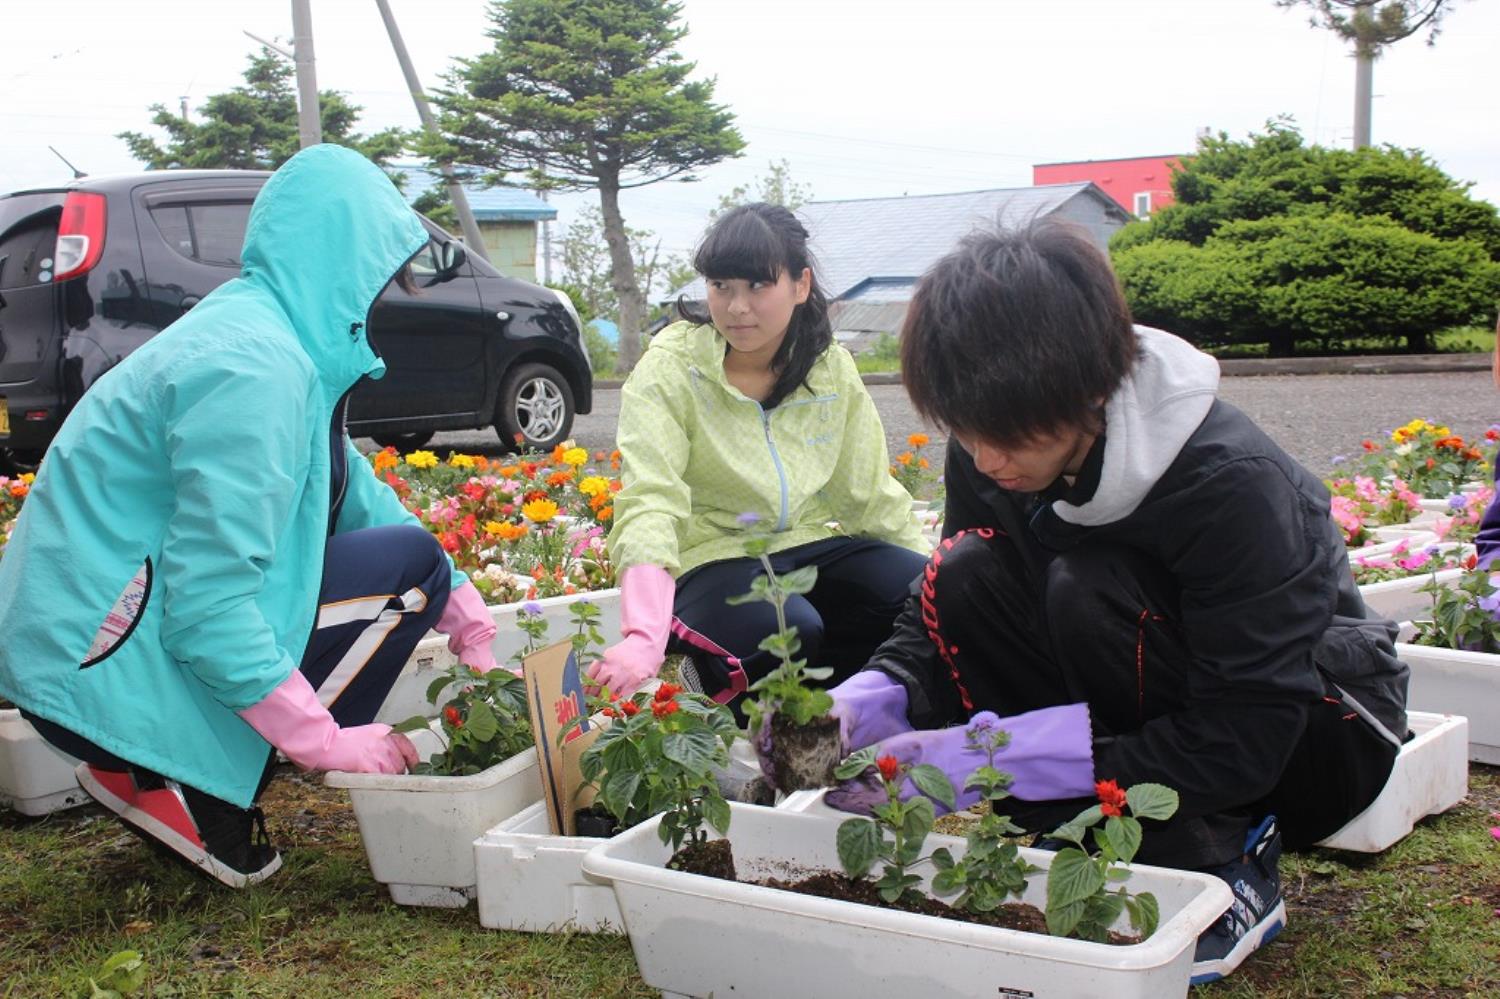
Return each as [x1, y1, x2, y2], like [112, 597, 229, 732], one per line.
[587, 203, 929, 706]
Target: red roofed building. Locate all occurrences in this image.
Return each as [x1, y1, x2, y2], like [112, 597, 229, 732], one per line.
[1032, 155, 1185, 218]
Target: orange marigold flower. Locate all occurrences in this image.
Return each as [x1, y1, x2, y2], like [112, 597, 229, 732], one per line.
[372, 448, 399, 473]
[9, 483, 27, 498]
[876, 754, 901, 783]
[609, 479, 622, 492]
[918, 458, 930, 469]
[597, 506, 613, 521]
[546, 470, 574, 488]
[1095, 779, 1128, 818]
[551, 443, 568, 465]
[907, 433, 929, 448]
[896, 452, 913, 466]
[498, 464, 520, 478]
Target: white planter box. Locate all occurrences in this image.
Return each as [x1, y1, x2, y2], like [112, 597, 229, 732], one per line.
[0, 710, 89, 816]
[1368, 520, 1439, 544]
[1394, 640, 1500, 764]
[377, 587, 621, 723]
[581, 803, 1233, 999]
[1347, 533, 1437, 562]
[474, 800, 625, 933]
[1357, 566, 1465, 622]
[1314, 711, 1468, 852]
[324, 724, 543, 907]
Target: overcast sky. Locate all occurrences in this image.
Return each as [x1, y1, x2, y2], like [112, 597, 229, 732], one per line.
[4, 0, 1495, 277]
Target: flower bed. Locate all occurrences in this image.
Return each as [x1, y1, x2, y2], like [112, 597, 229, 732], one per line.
[1351, 419, 1495, 500]
[0, 473, 32, 563]
[1353, 540, 1473, 622]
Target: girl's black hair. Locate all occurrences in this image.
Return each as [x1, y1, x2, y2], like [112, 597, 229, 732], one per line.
[677, 202, 833, 409]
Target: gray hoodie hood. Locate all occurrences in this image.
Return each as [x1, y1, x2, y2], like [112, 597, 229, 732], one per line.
[1051, 326, 1220, 527]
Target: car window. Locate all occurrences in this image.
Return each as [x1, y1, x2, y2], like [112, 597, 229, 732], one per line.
[149, 201, 252, 267]
[407, 239, 440, 277]
[0, 194, 63, 289]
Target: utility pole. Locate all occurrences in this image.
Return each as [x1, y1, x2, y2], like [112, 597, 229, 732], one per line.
[373, 0, 490, 262]
[179, 97, 190, 124]
[539, 189, 553, 283]
[1352, 47, 1373, 149]
[291, 0, 322, 148]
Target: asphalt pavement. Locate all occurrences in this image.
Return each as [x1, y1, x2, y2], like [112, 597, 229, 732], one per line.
[397, 365, 1500, 480]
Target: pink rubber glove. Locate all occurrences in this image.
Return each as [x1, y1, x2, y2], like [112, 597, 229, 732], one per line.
[436, 580, 499, 673]
[587, 564, 675, 697]
[238, 669, 419, 773]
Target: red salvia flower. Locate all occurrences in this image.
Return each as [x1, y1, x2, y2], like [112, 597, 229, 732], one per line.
[620, 701, 640, 716]
[651, 699, 680, 719]
[1095, 779, 1127, 818]
[443, 705, 463, 728]
[654, 682, 682, 703]
[876, 755, 901, 783]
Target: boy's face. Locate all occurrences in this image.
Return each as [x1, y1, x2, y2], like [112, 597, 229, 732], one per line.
[952, 425, 1097, 493]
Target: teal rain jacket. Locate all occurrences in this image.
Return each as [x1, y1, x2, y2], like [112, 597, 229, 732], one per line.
[0, 145, 464, 806]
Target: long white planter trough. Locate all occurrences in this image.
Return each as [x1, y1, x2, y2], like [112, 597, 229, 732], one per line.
[1347, 533, 1437, 563]
[581, 803, 1233, 999]
[474, 800, 625, 933]
[0, 709, 89, 816]
[1314, 711, 1469, 852]
[325, 725, 543, 907]
[377, 587, 621, 724]
[1357, 566, 1466, 622]
[1394, 640, 1500, 764]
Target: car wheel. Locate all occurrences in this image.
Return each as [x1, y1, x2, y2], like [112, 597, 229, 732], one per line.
[370, 431, 435, 452]
[495, 362, 574, 452]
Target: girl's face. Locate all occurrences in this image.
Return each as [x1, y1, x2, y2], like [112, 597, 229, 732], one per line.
[706, 267, 811, 365]
[952, 425, 1097, 494]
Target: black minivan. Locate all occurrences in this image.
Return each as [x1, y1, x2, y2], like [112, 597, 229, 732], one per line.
[0, 169, 591, 466]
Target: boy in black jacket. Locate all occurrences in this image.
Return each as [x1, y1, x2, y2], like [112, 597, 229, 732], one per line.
[779, 220, 1408, 982]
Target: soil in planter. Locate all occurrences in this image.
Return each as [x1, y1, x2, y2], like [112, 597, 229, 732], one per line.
[667, 838, 737, 880]
[755, 871, 1140, 944]
[572, 805, 621, 838]
[769, 713, 841, 792]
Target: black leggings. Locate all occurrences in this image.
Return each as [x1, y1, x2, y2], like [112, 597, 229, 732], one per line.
[919, 528, 1399, 868]
[669, 536, 927, 709]
[27, 524, 450, 804]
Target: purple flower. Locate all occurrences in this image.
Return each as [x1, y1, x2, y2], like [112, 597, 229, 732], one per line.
[1330, 454, 1347, 465]
[522, 601, 544, 615]
[1478, 591, 1500, 617]
[1448, 494, 1469, 510]
[737, 511, 761, 527]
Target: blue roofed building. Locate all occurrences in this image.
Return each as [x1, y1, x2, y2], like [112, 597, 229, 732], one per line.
[387, 162, 556, 281]
[666, 183, 1131, 349]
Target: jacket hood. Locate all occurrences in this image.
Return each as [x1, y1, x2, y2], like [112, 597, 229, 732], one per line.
[1051, 326, 1220, 526]
[239, 144, 428, 394]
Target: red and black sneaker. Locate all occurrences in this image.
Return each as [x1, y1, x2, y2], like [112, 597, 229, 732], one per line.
[75, 764, 282, 888]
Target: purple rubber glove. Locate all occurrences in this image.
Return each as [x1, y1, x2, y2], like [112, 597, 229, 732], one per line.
[238, 669, 419, 774]
[435, 580, 499, 673]
[824, 704, 1095, 816]
[754, 670, 914, 791]
[587, 564, 674, 696]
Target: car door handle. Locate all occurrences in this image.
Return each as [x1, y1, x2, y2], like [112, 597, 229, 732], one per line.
[495, 310, 510, 322]
[181, 295, 201, 309]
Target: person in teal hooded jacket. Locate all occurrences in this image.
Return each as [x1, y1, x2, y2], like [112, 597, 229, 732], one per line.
[0, 145, 501, 887]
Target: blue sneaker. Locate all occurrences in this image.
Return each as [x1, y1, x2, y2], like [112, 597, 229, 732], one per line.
[1190, 816, 1287, 984]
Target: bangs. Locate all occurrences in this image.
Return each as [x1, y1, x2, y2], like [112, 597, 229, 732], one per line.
[694, 209, 787, 282]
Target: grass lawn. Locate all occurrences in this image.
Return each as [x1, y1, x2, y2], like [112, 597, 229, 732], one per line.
[3, 765, 1496, 998]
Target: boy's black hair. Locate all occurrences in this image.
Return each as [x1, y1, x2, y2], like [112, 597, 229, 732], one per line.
[677, 203, 833, 409]
[900, 218, 1138, 444]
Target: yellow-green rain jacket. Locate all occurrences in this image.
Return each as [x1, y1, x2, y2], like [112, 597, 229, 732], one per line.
[608, 321, 928, 576]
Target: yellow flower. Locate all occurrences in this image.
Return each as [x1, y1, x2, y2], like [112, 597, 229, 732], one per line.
[484, 520, 508, 536]
[907, 433, 929, 448]
[448, 453, 476, 469]
[562, 447, 589, 467]
[405, 450, 438, 469]
[20, 473, 35, 485]
[578, 475, 610, 498]
[521, 498, 559, 523]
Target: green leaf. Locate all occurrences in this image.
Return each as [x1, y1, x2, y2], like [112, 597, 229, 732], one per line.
[660, 729, 720, 776]
[931, 866, 965, 895]
[391, 715, 431, 734]
[778, 566, 819, 595]
[834, 746, 878, 780]
[930, 847, 955, 870]
[1124, 783, 1179, 821]
[600, 769, 642, 822]
[898, 797, 936, 864]
[1103, 815, 1143, 864]
[1046, 897, 1087, 938]
[836, 818, 882, 877]
[464, 699, 499, 743]
[703, 791, 731, 835]
[1133, 891, 1161, 939]
[1046, 847, 1106, 909]
[907, 763, 957, 811]
[425, 675, 456, 705]
[93, 950, 146, 994]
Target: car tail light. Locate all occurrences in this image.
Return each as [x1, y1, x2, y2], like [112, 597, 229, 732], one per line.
[53, 192, 107, 281]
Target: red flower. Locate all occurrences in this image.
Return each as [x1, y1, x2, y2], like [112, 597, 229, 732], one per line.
[654, 682, 682, 703]
[1487, 429, 1499, 442]
[875, 755, 901, 783]
[438, 532, 461, 554]
[443, 705, 463, 728]
[620, 701, 640, 716]
[603, 707, 619, 718]
[1466, 552, 1479, 570]
[462, 482, 486, 502]
[651, 699, 680, 719]
[1095, 779, 1127, 818]
[1361, 440, 1378, 451]
[1426, 458, 1437, 469]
